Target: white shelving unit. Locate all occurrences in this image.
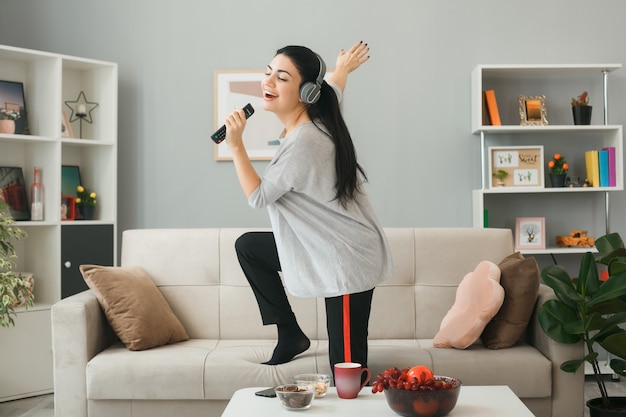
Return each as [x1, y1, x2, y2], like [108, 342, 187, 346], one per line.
[0, 44, 117, 401]
[471, 64, 623, 255]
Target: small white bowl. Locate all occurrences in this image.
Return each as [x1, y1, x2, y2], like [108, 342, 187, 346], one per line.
[275, 384, 315, 410]
[293, 373, 331, 398]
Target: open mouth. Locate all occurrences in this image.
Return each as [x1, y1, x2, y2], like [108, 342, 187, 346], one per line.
[264, 90, 277, 99]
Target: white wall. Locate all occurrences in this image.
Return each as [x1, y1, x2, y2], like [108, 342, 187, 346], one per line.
[1, 0, 626, 247]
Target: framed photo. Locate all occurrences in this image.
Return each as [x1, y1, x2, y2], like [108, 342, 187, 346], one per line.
[518, 95, 548, 126]
[488, 146, 544, 188]
[0, 166, 30, 220]
[515, 217, 546, 250]
[213, 70, 283, 161]
[0, 80, 28, 134]
[61, 110, 73, 138]
[61, 195, 76, 220]
[61, 165, 82, 196]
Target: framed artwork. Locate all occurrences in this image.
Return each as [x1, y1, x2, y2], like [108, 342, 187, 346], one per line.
[515, 217, 546, 250]
[61, 110, 73, 138]
[488, 146, 544, 188]
[213, 70, 283, 161]
[0, 80, 28, 134]
[0, 166, 30, 220]
[61, 195, 76, 220]
[519, 95, 548, 126]
[61, 165, 82, 196]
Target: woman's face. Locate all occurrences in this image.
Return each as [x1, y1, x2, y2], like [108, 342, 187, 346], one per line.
[262, 53, 304, 115]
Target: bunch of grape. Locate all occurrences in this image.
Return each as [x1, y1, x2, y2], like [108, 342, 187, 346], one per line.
[371, 367, 452, 394]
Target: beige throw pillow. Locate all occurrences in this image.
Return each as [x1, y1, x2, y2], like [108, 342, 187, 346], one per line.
[80, 264, 189, 351]
[481, 252, 540, 349]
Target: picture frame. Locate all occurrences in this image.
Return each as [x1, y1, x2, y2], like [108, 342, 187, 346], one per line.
[488, 145, 545, 188]
[61, 195, 76, 220]
[518, 95, 548, 126]
[0, 80, 28, 134]
[61, 110, 73, 138]
[213, 70, 284, 161]
[61, 165, 82, 196]
[0, 166, 30, 220]
[515, 217, 546, 250]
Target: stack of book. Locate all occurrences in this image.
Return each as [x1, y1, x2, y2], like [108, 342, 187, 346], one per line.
[585, 147, 616, 187]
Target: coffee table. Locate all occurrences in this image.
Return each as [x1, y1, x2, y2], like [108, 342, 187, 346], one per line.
[221, 386, 534, 416]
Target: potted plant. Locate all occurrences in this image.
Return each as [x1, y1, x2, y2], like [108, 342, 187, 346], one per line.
[0, 200, 33, 327]
[492, 169, 508, 186]
[538, 232, 626, 416]
[547, 153, 569, 187]
[75, 184, 97, 220]
[572, 91, 592, 125]
[0, 107, 20, 134]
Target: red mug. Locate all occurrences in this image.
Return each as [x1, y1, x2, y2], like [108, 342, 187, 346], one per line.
[334, 362, 371, 399]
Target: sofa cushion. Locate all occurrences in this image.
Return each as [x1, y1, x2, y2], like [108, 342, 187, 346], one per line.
[433, 261, 504, 349]
[481, 252, 540, 349]
[80, 264, 189, 350]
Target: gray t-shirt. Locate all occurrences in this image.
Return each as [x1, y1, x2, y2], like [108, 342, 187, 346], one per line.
[248, 117, 394, 298]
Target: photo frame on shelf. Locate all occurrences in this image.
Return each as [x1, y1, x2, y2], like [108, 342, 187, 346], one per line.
[488, 146, 545, 188]
[61, 196, 76, 220]
[0, 80, 28, 134]
[519, 95, 548, 126]
[61, 165, 82, 196]
[61, 110, 73, 138]
[0, 166, 30, 221]
[213, 70, 283, 161]
[515, 217, 546, 250]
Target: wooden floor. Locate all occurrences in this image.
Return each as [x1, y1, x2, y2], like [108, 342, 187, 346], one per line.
[1, 376, 625, 417]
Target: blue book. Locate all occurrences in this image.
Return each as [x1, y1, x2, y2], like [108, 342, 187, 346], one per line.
[599, 149, 610, 187]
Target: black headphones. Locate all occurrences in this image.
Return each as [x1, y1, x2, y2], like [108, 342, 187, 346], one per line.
[300, 53, 326, 104]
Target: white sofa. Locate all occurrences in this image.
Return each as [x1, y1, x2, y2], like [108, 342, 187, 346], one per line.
[51, 227, 583, 417]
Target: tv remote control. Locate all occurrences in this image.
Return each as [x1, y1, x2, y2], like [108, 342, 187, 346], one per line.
[211, 103, 255, 144]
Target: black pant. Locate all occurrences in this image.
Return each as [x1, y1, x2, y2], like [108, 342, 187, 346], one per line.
[235, 231, 374, 370]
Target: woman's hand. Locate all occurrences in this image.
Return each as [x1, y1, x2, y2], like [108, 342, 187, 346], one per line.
[329, 41, 370, 92]
[224, 107, 248, 151]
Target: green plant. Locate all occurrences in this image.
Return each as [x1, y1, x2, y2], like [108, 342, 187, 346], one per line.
[492, 169, 508, 182]
[0, 200, 32, 327]
[571, 91, 590, 107]
[75, 185, 97, 207]
[547, 153, 569, 175]
[538, 232, 626, 409]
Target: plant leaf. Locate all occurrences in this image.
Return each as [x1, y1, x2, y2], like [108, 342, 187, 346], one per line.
[561, 359, 584, 373]
[595, 233, 625, 257]
[578, 252, 600, 296]
[610, 359, 626, 377]
[588, 271, 626, 307]
[601, 332, 626, 360]
[538, 300, 581, 343]
[541, 265, 580, 308]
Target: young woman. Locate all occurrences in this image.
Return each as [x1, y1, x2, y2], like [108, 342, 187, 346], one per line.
[224, 41, 394, 371]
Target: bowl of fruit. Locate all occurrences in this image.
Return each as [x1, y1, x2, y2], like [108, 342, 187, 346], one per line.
[372, 366, 461, 417]
[275, 384, 316, 410]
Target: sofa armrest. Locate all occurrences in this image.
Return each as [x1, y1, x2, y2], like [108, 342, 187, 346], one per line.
[51, 290, 116, 417]
[526, 283, 584, 417]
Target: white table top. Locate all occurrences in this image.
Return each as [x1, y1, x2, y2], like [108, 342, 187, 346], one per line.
[221, 386, 534, 416]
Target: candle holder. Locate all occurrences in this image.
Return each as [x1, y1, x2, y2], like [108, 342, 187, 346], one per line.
[64, 91, 99, 139]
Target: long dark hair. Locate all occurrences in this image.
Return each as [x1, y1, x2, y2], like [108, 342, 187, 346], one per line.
[276, 45, 367, 207]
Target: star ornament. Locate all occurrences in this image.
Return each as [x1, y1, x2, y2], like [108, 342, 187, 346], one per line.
[65, 91, 99, 123]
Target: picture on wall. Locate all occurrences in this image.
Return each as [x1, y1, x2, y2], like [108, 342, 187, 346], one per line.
[515, 217, 546, 250]
[213, 70, 284, 161]
[0, 166, 30, 220]
[213, 69, 333, 161]
[488, 146, 544, 188]
[0, 80, 28, 134]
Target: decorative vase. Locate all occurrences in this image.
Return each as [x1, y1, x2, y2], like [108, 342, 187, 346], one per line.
[549, 173, 567, 187]
[0, 119, 16, 134]
[587, 397, 626, 416]
[79, 205, 95, 220]
[573, 105, 592, 125]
